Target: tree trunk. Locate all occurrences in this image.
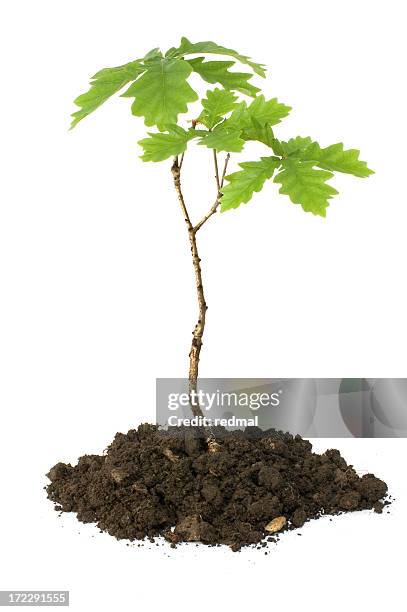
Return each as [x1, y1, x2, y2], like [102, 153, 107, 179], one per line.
[171, 158, 205, 418]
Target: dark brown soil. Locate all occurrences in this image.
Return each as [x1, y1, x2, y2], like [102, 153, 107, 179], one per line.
[46, 425, 389, 551]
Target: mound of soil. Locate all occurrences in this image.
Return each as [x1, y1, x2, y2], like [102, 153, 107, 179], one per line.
[46, 424, 388, 551]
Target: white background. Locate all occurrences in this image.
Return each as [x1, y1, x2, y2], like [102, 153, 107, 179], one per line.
[0, 1, 406, 610]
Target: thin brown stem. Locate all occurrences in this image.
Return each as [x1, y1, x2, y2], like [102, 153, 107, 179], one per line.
[171, 157, 205, 418]
[220, 153, 230, 188]
[179, 152, 185, 171]
[213, 150, 220, 191]
[194, 153, 230, 233]
[194, 197, 219, 233]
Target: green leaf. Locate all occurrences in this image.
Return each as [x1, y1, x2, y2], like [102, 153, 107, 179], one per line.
[220, 157, 280, 211]
[297, 142, 374, 177]
[241, 117, 275, 147]
[71, 61, 145, 128]
[279, 136, 313, 156]
[223, 97, 290, 146]
[198, 88, 238, 129]
[274, 159, 338, 216]
[198, 124, 245, 153]
[138, 125, 197, 162]
[268, 138, 286, 157]
[166, 37, 266, 77]
[187, 57, 260, 97]
[142, 48, 163, 62]
[224, 102, 249, 127]
[245, 95, 291, 126]
[122, 58, 198, 130]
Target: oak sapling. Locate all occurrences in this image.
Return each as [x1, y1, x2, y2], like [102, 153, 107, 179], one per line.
[71, 37, 373, 418]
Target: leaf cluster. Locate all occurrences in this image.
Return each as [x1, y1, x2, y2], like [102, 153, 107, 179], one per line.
[71, 37, 373, 216]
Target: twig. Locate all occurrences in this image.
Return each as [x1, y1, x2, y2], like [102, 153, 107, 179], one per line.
[220, 153, 230, 188]
[194, 153, 231, 233]
[194, 198, 219, 233]
[179, 152, 185, 171]
[172, 156, 193, 228]
[213, 150, 220, 191]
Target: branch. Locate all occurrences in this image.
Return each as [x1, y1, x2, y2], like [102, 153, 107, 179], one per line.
[220, 153, 230, 188]
[213, 150, 220, 191]
[179, 152, 185, 171]
[194, 153, 230, 233]
[171, 156, 193, 230]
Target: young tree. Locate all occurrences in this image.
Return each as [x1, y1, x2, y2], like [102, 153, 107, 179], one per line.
[71, 38, 373, 417]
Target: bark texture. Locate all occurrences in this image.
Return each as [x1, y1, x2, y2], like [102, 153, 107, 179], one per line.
[171, 158, 206, 417]
[171, 153, 229, 419]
